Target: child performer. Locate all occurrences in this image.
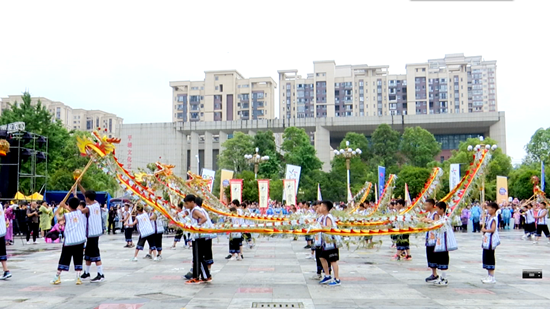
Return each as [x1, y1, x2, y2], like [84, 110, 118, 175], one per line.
[393, 199, 412, 261]
[534, 202, 549, 244]
[0, 203, 12, 280]
[317, 201, 341, 286]
[122, 204, 134, 248]
[150, 210, 165, 260]
[171, 203, 186, 250]
[421, 199, 439, 283]
[184, 195, 213, 284]
[481, 202, 500, 284]
[432, 201, 454, 286]
[227, 207, 243, 260]
[51, 198, 87, 285]
[127, 205, 157, 262]
[77, 184, 105, 283]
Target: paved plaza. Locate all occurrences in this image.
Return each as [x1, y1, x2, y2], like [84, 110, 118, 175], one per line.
[1, 229, 549, 309]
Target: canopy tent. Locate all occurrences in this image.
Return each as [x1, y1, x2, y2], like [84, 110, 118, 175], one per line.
[44, 191, 112, 206]
[13, 191, 44, 201]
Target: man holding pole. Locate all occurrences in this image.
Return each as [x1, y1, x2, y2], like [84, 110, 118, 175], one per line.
[77, 181, 105, 283]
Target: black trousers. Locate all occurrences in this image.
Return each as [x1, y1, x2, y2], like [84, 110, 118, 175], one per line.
[27, 222, 39, 242]
[108, 221, 115, 234]
[192, 238, 211, 280]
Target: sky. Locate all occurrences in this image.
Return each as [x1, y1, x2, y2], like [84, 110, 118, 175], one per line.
[0, 0, 548, 165]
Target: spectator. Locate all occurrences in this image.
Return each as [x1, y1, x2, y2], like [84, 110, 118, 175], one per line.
[108, 206, 117, 234]
[101, 203, 108, 234]
[5, 205, 15, 245]
[39, 201, 53, 238]
[26, 202, 40, 244]
[471, 203, 481, 233]
[461, 205, 470, 232]
[15, 203, 28, 236]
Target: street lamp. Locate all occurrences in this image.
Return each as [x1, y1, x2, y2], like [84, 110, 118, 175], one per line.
[333, 141, 362, 203]
[245, 147, 269, 179]
[467, 136, 498, 203]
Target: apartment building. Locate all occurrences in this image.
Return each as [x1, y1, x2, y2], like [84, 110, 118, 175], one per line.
[278, 54, 497, 119]
[0, 95, 123, 135]
[169, 70, 276, 123]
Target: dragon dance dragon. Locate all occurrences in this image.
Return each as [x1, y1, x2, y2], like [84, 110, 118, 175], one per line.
[75, 129, 493, 238]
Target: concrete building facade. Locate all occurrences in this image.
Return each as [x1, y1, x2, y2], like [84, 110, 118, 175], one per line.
[117, 112, 506, 174]
[278, 54, 497, 120]
[169, 70, 276, 123]
[0, 95, 123, 136]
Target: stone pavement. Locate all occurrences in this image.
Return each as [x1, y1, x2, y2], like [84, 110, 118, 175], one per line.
[1, 229, 550, 309]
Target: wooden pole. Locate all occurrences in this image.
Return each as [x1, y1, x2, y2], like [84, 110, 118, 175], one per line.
[61, 159, 94, 204]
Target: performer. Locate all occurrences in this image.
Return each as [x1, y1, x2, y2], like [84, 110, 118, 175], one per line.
[51, 198, 87, 285]
[421, 199, 440, 283]
[184, 195, 213, 284]
[534, 202, 549, 244]
[317, 201, 341, 286]
[481, 202, 500, 284]
[171, 203, 186, 250]
[227, 206, 243, 260]
[122, 204, 134, 248]
[431, 201, 454, 286]
[150, 210, 165, 260]
[128, 205, 157, 261]
[196, 197, 215, 270]
[521, 204, 536, 240]
[77, 183, 105, 283]
[393, 199, 412, 261]
[0, 203, 12, 280]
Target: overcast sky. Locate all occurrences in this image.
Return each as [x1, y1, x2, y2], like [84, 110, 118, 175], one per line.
[0, 0, 547, 165]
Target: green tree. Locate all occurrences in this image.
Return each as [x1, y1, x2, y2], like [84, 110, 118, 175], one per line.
[217, 132, 254, 173]
[0, 92, 71, 194]
[281, 127, 322, 175]
[254, 130, 283, 179]
[371, 124, 401, 167]
[525, 127, 550, 164]
[394, 166, 432, 200]
[400, 127, 441, 167]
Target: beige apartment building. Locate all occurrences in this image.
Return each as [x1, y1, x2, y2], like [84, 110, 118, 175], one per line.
[278, 53, 497, 119]
[0, 95, 123, 136]
[169, 70, 276, 123]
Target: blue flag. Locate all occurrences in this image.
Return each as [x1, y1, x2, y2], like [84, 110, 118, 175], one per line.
[542, 162, 546, 191]
[378, 166, 386, 199]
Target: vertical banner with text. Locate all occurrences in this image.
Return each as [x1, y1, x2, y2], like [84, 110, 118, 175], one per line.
[219, 169, 234, 205]
[201, 168, 216, 193]
[230, 179, 243, 203]
[449, 164, 461, 191]
[378, 166, 385, 199]
[496, 176, 508, 204]
[257, 180, 270, 210]
[127, 135, 133, 170]
[283, 179, 297, 206]
[283, 164, 301, 200]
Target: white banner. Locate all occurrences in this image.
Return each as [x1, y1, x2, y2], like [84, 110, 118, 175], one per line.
[450, 164, 461, 191]
[283, 164, 301, 200]
[283, 179, 297, 206]
[230, 179, 243, 203]
[201, 168, 216, 193]
[258, 180, 270, 209]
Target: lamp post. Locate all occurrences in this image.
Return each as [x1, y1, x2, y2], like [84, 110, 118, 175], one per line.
[333, 141, 362, 203]
[245, 147, 269, 179]
[467, 136, 498, 203]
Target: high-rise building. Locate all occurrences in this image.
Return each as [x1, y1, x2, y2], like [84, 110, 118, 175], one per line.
[0, 95, 123, 136]
[169, 70, 276, 123]
[278, 54, 497, 119]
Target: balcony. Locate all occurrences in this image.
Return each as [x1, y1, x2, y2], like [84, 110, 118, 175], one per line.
[240, 103, 249, 109]
[214, 103, 222, 110]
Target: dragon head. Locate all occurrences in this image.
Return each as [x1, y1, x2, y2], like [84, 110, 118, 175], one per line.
[77, 128, 120, 157]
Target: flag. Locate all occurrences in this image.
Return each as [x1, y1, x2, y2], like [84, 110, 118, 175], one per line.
[378, 166, 386, 199]
[257, 180, 270, 209]
[283, 179, 297, 205]
[284, 165, 301, 195]
[317, 183, 323, 201]
[374, 183, 378, 203]
[449, 164, 461, 191]
[404, 183, 412, 206]
[496, 176, 508, 204]
[230, 179, 243, 203]
[219, 169, 234, 204]
[543, 162, 546, 191]
[201, 168, 216, 193]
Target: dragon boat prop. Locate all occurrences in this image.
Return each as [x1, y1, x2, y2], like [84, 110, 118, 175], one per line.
[75, 129, 494, 238]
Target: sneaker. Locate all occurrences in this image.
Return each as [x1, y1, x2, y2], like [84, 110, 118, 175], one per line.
[522, 235, 527, 240]
[533, 241, 538, 245]
[392, 254, 400, 261]
[132, 257, 138, 262]
[311, 273, 323, 280]
[91, 274, 105, 283]
[171, 247, 177, 250]
[51, 275, 61, 285]
[404, 255, 413, 261]
[33, 241, 38, 244]
[249, 243, 255, 249]
[225, 255, 232, 260]
[319, 275, 332, 284]
[434, 278, 448, 286]
[328, 279, 341, 286]
[26, 241, 30, 245]
[304, 245, 311, 249]
[481, 276, 496, 284]
[157, 255, 162, 260]
[229, 256, 237, 261]
[184, 272, 193, 280]
[143, 254, 152, 259]
[236, 256, 242, 261]
[80, 272, 91, 280]
[153, 257, 159, 261]
[425, 275, 439, 283]
[0, 271, 12, 280]
[306, 255, 314, 259]
[202, 276, 212, 283]
[185, 278, 203, 285]
[123, 244, 130, 248]
[76, 278, 83, 285]
[241, 254, 244, 260]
